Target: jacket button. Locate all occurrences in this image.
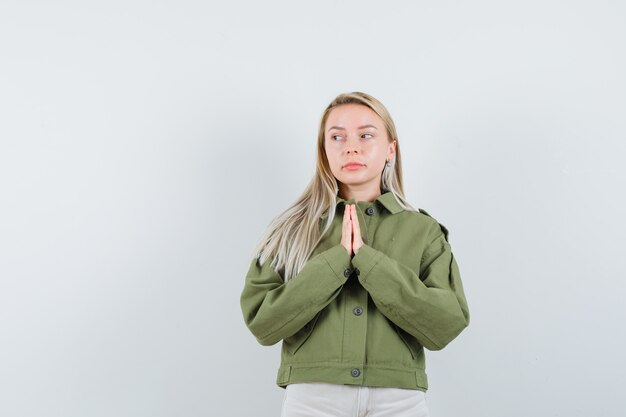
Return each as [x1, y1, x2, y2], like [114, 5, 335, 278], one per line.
[351, 368, 361, 377]
[343, 268, 352, 277]
[353, 306, 363, 316]
[354, 268, 360, 276]
[365, 207, 375, 215]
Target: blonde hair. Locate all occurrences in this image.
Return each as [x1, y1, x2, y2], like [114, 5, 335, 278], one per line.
[252, 91, 416, 281]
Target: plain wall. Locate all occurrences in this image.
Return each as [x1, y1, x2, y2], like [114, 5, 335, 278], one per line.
[1, 1, 625, 416]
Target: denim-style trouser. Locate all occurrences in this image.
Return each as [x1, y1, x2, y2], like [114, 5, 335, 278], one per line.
[281, 382, 430, 417]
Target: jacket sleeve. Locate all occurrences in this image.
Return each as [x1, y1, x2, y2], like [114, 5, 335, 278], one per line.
[351, 221, 470, 351]
[240, 243, 351, 346]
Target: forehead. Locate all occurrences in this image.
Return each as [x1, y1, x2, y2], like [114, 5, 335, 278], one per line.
[325, 104, 383, 129]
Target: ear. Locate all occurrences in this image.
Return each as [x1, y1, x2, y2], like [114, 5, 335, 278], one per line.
[387, 139, 397, 161]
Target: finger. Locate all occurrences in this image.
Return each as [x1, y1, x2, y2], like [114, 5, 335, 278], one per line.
[348, 205, 354, 244]
[341, 204, 351, 254]
[351, 205, 362, 244]
[351, 205, 358, 227]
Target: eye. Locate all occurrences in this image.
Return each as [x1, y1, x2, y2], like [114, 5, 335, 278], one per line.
[362, 133, 373, 139]
[331, 134, 343, 141]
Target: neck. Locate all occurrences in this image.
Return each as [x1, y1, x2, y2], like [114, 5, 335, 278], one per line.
[338, 184, 382, 203]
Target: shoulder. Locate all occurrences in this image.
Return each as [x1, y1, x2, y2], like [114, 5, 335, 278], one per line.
[410, 207, 451, 243]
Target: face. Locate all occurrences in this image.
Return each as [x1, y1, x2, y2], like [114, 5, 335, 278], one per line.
[324, 104, 396, 196]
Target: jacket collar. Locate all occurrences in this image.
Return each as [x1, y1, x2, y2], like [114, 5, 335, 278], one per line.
[321, 191, 404, 219]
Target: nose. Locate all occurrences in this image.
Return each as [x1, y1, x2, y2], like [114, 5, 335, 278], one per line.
[345, 134, 361, 154]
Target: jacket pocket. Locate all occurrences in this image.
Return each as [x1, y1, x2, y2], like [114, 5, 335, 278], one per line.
[283, 312, 321, 355]
[394, 324, 419, 360]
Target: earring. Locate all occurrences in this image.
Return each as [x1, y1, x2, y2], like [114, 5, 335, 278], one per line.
[386, 160, 392, 167]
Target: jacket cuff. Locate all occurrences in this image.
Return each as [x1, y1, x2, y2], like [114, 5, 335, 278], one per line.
[322, 243, 352, 283]
[351, 243, 383, 283]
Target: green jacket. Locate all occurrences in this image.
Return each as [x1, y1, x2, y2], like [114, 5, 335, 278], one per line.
[240, 191, 470, 392]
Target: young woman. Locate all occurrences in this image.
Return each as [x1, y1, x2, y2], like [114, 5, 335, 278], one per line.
[240, 91, 470, 417]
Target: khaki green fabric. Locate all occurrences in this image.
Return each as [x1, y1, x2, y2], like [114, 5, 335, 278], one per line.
[240, 191, 470, 391]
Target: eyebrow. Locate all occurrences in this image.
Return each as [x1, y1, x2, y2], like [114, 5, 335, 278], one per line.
[328, 124, 378, 132]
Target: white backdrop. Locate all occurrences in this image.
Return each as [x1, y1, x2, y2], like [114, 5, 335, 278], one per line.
[1, 1, 625, 416]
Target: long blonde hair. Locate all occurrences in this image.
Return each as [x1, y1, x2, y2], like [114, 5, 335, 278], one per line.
[252, 91, 415, 281]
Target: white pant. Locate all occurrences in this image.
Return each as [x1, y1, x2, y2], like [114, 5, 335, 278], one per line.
[281, 382, 430, 417]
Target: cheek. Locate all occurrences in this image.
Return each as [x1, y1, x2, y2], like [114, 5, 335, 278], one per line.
[327, 155, 341, 171]
[325, 145, 339, 164]
[369, 145, 388, 168]
[376, 142, 391, 158]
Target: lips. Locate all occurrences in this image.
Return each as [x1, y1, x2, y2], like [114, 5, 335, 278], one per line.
[343, 162, 365, 168]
